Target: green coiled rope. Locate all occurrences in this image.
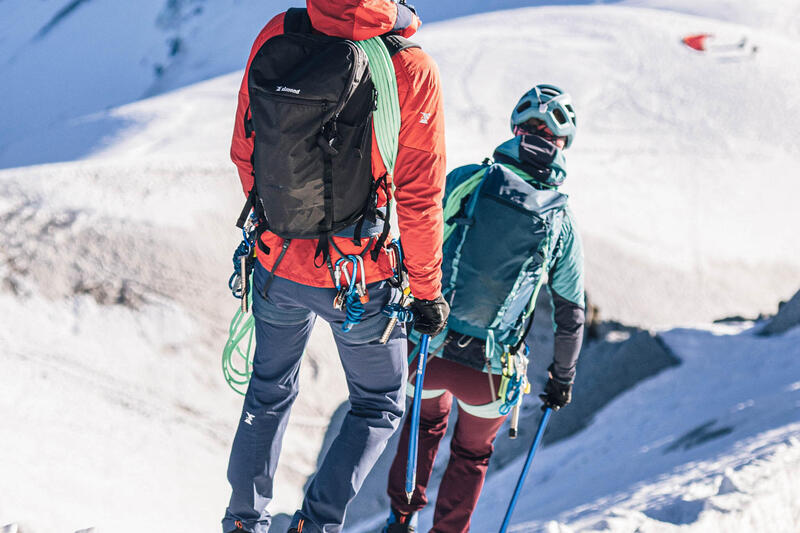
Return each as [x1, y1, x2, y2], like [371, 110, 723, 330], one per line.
[222, 275, 255, 395]
[355, 37, 401, 177]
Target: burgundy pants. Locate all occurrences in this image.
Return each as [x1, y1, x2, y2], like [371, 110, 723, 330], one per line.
[387, 352, 506, 533]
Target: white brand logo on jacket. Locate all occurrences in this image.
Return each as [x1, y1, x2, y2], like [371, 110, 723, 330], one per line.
[419, 112, 431, 124]
[276, 85, 301, 95]
[244, 412, 255, 425]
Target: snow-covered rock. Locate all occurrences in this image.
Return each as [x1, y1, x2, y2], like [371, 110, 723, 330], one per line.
[760, 289, 800, 336]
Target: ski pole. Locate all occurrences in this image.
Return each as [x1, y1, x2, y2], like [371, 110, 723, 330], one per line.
[405, 333, 430, 504]
[499, 407, 552, 533]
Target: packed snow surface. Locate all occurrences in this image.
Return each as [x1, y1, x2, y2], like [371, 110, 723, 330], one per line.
[1, 1, 799, 532]
[348, 323, 800, 533]
[468, 323, 800, 533]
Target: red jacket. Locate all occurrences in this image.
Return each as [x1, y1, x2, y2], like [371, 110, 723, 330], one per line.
[230, 0, 446, 300]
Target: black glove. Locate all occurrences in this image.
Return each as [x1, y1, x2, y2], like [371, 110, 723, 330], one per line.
[410, 295, 449, 336]
[539, 366, 573, 411]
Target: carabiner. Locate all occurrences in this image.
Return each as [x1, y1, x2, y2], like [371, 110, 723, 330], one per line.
[356, 256, 367, 292]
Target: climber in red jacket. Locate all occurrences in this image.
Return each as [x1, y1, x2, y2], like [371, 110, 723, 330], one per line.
[223, 2, 450, 532]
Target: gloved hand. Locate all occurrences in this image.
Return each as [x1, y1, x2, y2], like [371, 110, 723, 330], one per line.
[539, 365, 573, 411]
[410, 295, 449, 336]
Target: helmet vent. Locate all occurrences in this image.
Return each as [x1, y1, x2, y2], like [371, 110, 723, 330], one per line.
[552, 108, 567, 125]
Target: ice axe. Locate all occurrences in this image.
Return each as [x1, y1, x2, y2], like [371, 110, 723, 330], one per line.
[499, 407, 553, 533]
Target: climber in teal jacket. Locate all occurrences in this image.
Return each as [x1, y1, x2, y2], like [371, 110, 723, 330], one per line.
[383, 84, 585, 533]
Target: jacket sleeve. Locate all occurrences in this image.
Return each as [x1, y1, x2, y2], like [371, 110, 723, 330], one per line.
[548, 208, 586, 382]
[230, 13, 286, 196]
[392, 47, 447, 300]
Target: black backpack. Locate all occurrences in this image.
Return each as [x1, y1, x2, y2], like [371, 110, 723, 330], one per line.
[237, 8, 418, 264]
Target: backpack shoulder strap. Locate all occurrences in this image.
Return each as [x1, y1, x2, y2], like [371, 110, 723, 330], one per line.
[379, 34, 421, 56]
[442, 164, 491, 243]
[283, 8, 313, 34]
[352, 37, 403, 260]
[354, 38, 402, 174]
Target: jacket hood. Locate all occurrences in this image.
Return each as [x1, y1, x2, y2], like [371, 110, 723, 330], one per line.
[307, 0, 421, 40]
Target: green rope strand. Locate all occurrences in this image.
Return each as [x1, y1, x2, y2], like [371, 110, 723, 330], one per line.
[222, 276, 255, 396]
[354, 37, 401, 177]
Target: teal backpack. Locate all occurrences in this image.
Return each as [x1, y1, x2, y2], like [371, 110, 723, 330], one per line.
[411, 162, 568, 377]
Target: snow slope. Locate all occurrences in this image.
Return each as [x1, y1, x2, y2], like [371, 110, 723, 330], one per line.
[0, 156, 348, 530]
[1, 1, 799, 532]
[6, 0, 798, 326]
[427, 4, 800, 326]
[345, 322, 800, 533]
[464, 323, 800, 533]
[0, 0, 564, 169]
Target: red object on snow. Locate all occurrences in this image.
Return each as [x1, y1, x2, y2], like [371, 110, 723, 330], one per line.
[682, 33, 713, 51]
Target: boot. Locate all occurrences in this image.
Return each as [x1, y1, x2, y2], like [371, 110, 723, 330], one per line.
[383, 507, 417, 533]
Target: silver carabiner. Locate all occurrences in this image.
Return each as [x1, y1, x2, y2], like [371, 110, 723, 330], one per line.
[456, 334, 473, 348]
[333, 260, 344, 289]
[356, 255, 367, 295]
[341, 260, 353, 288]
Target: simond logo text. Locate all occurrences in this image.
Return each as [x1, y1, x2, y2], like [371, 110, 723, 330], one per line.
[276, 85, 301, 95]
